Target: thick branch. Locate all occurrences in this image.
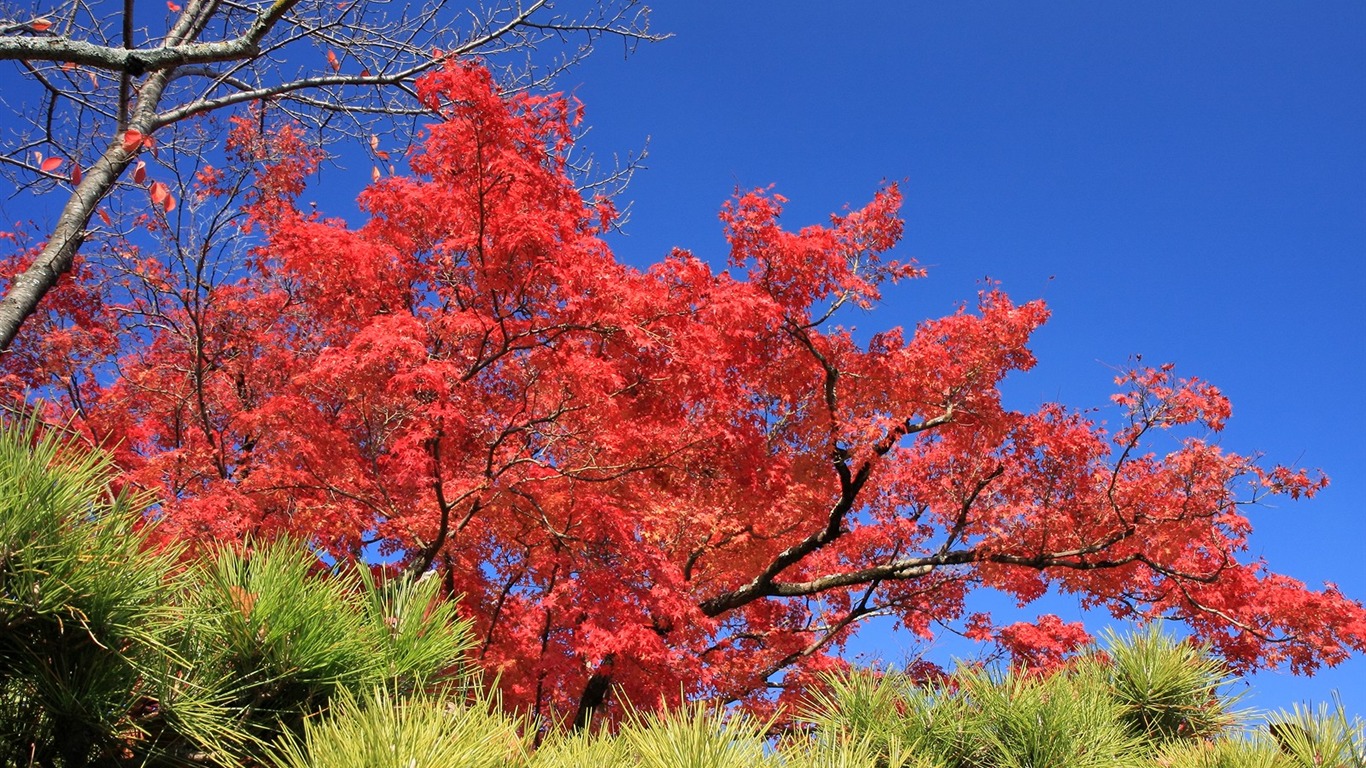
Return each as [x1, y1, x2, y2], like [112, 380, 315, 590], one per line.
[408, 433, 481, 577]
[752, 581, 884, 691]
[0, 0, 300, 72]
[0, 135, 137, 351]
[572, 655, 614, 730]
[698, 411, 952, 617]
[742, 544, 1228, 605]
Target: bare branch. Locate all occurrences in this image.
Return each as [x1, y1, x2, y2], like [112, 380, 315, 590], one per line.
[0, 0, 665, 350]
[0, 0, 303, 71]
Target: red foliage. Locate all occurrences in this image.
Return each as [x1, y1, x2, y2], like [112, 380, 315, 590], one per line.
[2, 62, 1363, 721]
[995, 615, 1093, 672]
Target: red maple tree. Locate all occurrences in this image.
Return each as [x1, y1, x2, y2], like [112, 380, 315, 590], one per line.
[3, 62, 1363, 724]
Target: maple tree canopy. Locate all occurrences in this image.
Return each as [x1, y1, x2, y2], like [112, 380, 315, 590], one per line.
[3, 63, 1363, 723]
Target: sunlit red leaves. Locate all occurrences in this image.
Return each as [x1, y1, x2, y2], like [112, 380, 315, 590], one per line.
[995, 615, 1093, 672]
[33, 152, 62, 173]
[0, 246, 118, 401]
[119, 146, 178, 214]
[719, 184, 916, 316]
[122, 129, 150, 154]
[193, 164, 226, 197]
[1256, 464, 1329, 500]
[1110, 364, 1233, 436]
[6, 60, 1361, 724]
[225, 113, 323, 225]
[149, 181, 176, 213]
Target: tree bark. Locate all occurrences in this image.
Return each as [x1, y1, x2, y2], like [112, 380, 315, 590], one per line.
[0, 138, 134, 351]
[571, 655, 615, 730]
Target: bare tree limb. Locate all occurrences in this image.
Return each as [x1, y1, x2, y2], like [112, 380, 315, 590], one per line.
[0, 0, 665, 351]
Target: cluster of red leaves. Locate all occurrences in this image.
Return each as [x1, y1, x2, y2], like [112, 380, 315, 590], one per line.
[0, 232, 118, 413]
[994, 615, 1094, 672]
[2, 62, 1362, 722]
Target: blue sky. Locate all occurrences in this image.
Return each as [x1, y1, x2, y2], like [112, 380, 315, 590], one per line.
[565, 2, 1365, 713]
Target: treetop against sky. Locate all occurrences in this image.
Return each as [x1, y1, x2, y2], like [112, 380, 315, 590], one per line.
[0, 0, 1362, 718]
[561, 2, 1366, 711]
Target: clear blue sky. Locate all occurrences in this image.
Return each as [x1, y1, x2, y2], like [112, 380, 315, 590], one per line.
[566, 2, 1366, 714]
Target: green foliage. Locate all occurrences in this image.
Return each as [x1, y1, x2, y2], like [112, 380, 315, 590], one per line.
[957, 662, 1147, 768]
[528, 725, 629, 767]
[1155, 738, 1295, 768]
[268, 686, 527, 768]
[802, 661, 1146, 768]
[1104, 625, 1241, 745]
[797, 669, 964, 766]
[793, 631, 1358, 768]
[357, 566, 471, 691]
[0, 414, 477, 766]
[0, 417, 181, 765]
[153, 539, 475, 759]
[1265, 697, 1366, 768]
[170, 538, 379, 753]
[617, 701, 775, 768]
[777, 725, 939, 768]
